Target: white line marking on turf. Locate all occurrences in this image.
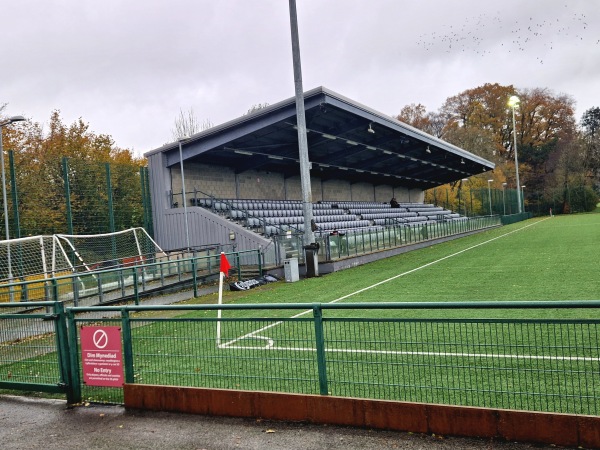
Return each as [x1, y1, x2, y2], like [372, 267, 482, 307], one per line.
[220, 219, 548, 350]
[224, 345, 600, 362]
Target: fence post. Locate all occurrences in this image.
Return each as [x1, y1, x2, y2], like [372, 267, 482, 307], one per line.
[236, 252, 241, 280]
[62, 157, 74, 236]
[257, 249, 263, 276]
[53, 302, 75, 404]
[191, 257, 198, 298]
[8, 151, 21, 239]
[97, 274, 104, 303]
[51, 278, 59, 302]
[105, 163, 117, 260]
[312, 304, 329, 395]
[66, 308, 82, 404]
[121, 309, 135, 384]
[72, 276, 79, 307]
[133, 268, 139, 305]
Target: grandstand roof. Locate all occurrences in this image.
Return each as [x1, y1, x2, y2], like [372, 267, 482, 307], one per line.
[146, 87, 494, 189]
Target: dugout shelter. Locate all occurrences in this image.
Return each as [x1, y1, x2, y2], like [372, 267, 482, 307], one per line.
[145, 87, 494, 257]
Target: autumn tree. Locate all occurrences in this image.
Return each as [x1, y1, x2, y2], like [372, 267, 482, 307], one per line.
[398, 82, 592, 214]
[396, 104, 445, 138]
[439, 83, 516, 158]
[1, 111, 145, 236]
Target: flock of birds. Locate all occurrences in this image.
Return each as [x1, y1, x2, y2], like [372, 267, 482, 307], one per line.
[415, 6, 596, 64]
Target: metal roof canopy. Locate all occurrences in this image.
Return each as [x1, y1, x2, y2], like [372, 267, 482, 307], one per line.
[146, 87, 494, 190]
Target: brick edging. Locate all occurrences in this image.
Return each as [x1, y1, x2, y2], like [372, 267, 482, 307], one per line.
[124, 385, 600, 448]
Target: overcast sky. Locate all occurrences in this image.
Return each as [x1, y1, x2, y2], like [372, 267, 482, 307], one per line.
[2, 0, 598, 156]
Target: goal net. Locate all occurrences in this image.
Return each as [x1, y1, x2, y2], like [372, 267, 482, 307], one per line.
[0, 235, 74, 282]
[0, 228, 163, 282]
[56, 227, 163, 271]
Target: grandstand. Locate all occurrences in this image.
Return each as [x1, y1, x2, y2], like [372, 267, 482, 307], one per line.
[145, 87, 494, 270]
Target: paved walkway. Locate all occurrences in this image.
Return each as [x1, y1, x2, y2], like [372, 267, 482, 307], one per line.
[0, 395, 570, 450]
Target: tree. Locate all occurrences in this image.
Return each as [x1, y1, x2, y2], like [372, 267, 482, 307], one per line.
[580, 107, 600, 190]
[401, 83, 586, 214]
[171, 108, 213, 141]
[3, 111, 145, 235]
[581, 107, 600, 139]
[396, 104, 445, 138]
[440, 83, 516, 157]
[438, 84, 577, 198]
[244, 103, 270, 115]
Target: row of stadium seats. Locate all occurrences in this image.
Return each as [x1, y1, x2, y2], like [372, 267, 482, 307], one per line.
[191, 197, 464, 237]
[192, 197, 439, 212]
[230, 208, 345, 219]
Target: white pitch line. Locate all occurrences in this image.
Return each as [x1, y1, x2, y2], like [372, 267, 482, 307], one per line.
[220, 219, 548, 349]
[225, 345, 600, 362]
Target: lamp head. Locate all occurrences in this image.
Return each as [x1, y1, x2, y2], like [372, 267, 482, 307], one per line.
[508, 96, 520, 108]
[367, 123, 375, 134]
[0, 115, 26, 127]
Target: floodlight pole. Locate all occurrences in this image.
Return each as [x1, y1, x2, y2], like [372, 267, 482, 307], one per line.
[0, 115, 25, 300]
[509, 96, 522, 214]
[288, 0, 314, 246]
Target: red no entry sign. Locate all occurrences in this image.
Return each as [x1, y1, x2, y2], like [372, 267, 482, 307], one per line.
[81, 326, 125, 387]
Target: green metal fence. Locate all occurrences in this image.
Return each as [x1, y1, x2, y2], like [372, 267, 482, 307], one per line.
[0, 301, 73, 402]
[426, 184, 599, 218]
[62, 301, 600, 415]
[3, 152, 152, 238]
[0, 248, 261, 309]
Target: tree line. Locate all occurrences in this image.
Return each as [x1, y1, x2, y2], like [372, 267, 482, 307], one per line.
[397, 83, 599, 213]
[0, 109, 146, 236]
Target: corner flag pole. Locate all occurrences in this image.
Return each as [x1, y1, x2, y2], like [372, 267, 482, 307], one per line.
[217, 252, 231, 347]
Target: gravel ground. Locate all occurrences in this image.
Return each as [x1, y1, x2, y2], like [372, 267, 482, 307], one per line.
[0, 395, 577, 450]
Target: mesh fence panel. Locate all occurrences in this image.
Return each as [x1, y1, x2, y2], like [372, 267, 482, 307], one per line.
[0, 308, 62, 386]
[324, 318, 600, 415]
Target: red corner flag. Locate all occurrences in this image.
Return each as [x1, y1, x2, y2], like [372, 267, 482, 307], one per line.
[220, 252, 231, 275]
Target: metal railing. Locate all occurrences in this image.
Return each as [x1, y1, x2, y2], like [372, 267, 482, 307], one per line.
[0, 248, 262, 309]
[272, 215, 501, 265]
[0, 301, 73, 402]
[62, 301, 600, 414]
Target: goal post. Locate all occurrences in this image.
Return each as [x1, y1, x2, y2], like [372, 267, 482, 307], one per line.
[56, 227, 164, 271]
[0, 235, 76, 282]
[0, 228, 163, 283]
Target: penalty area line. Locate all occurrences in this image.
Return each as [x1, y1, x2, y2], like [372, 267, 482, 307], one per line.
[219, 218, 547, 349]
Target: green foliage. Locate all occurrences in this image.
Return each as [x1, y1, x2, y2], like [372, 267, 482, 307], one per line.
[1, 111, 146, 236]
[409, 83, 594, 215]
[581, 106, 600, 138]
